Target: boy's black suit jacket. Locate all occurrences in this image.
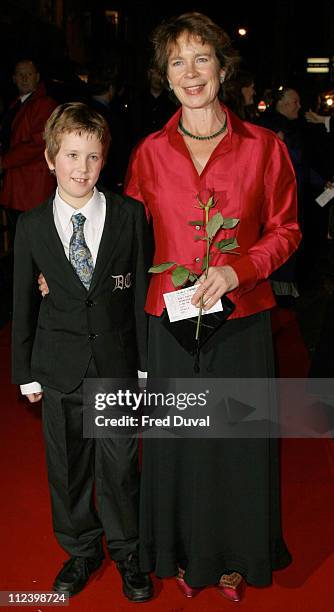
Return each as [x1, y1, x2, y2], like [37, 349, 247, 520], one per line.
[12, 191, 150, 393]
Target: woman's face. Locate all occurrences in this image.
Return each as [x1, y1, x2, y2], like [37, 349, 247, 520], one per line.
[241, 83, 255, 106]
[167, 33, 224, 110]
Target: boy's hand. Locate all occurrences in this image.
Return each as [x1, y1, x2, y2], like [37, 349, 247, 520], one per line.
[38, 273, 50, 297]
[26, 392, 43, 403]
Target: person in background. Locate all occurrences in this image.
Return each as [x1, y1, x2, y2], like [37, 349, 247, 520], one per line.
[305, 107, 334, 135]
[259, 87, 326, 296]
[125, 11, 300, 603]
[130, 65, 176, 143]
[0, 59, 57, 223]
[305, 100, 334, 239]
[222, 68, 258, 121]
[87, 64, 132, 192]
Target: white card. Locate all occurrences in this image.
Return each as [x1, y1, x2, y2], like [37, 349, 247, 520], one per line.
[315, 187, 334, 208]
[163, 285, 223, 323]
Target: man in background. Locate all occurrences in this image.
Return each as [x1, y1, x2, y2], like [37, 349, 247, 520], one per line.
[0, 59, 57, 223]
[130, 66, 176, 143]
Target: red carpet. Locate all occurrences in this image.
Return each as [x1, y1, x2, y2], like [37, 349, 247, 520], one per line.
[1, 314, 334, 611]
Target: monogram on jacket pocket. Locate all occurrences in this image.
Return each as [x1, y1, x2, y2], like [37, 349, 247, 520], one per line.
[111, 272, 132, 291]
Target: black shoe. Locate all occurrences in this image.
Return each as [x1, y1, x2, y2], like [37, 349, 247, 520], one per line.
[116, 553, 153, 602]
[53, 556, 103, 597]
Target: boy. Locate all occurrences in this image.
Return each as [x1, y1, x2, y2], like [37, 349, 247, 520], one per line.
[11, 103, 152, 602]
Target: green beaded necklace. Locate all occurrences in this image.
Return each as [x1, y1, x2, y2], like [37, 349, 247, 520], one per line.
[178, 114, 227, 140]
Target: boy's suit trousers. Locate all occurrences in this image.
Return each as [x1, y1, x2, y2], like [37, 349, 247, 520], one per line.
[42, 359, 139, 561]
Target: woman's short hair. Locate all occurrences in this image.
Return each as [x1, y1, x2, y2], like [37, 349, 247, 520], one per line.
[44, 102, 111, 163]
[152, 12, 239, 83]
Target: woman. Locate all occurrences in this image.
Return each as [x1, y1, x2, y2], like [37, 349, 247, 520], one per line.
[222, 68, 258, 121]
[126, 12, 300, 602]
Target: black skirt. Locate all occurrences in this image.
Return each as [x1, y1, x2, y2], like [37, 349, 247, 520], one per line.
[139, 310, 292, 587]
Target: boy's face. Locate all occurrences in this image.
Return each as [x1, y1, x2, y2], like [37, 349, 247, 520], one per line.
[45, 131, 104, 209]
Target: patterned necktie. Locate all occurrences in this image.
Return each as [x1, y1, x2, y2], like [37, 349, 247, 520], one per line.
[69, 213, 94, 290]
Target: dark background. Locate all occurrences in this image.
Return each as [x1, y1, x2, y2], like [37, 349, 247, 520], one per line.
[1, 0, 334, 104]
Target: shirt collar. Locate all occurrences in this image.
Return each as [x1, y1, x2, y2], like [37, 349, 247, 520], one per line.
[54, 187, 104, 232]
[20, 92, 33, 103]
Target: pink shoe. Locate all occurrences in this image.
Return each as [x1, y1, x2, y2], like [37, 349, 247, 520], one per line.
[216, 572, 245, 602]
[176, 568, 203, 598]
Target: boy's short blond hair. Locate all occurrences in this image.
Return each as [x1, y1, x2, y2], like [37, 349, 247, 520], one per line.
[44, 102, 111, 164]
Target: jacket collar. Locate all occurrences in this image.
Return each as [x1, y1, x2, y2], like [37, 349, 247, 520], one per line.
[161, 102, 255, 172]
[90, 193, 128, 293]
[12, 82, 48, 108]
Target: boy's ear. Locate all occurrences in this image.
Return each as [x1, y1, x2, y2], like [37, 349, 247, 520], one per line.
[44, 149, 55, 171]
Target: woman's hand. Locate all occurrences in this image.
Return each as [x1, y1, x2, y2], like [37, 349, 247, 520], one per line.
[191, 265, 239, 310]
[38, 273, 49, 297]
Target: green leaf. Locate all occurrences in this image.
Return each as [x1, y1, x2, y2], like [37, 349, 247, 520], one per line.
[149, 262, 175, 273]
[172, 265, 190, 287]
[188, 220, 204, 226]
[215, 238, 239, 252]
[206, 212, 224, 239]
[194, 235, 209, 241]
[222, 217, 239, 229]
[189, 273, 198, 282]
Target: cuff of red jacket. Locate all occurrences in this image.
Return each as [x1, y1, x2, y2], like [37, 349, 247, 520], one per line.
[230, 256, 259, 296]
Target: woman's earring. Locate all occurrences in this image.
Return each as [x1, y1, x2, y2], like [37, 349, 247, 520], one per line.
[168, 79, 173, 91]
[220, 75, 225, 84]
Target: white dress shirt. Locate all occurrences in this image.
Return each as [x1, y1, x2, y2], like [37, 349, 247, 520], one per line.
[20, 188, 106, 396]
[20, 92, 33, 104]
